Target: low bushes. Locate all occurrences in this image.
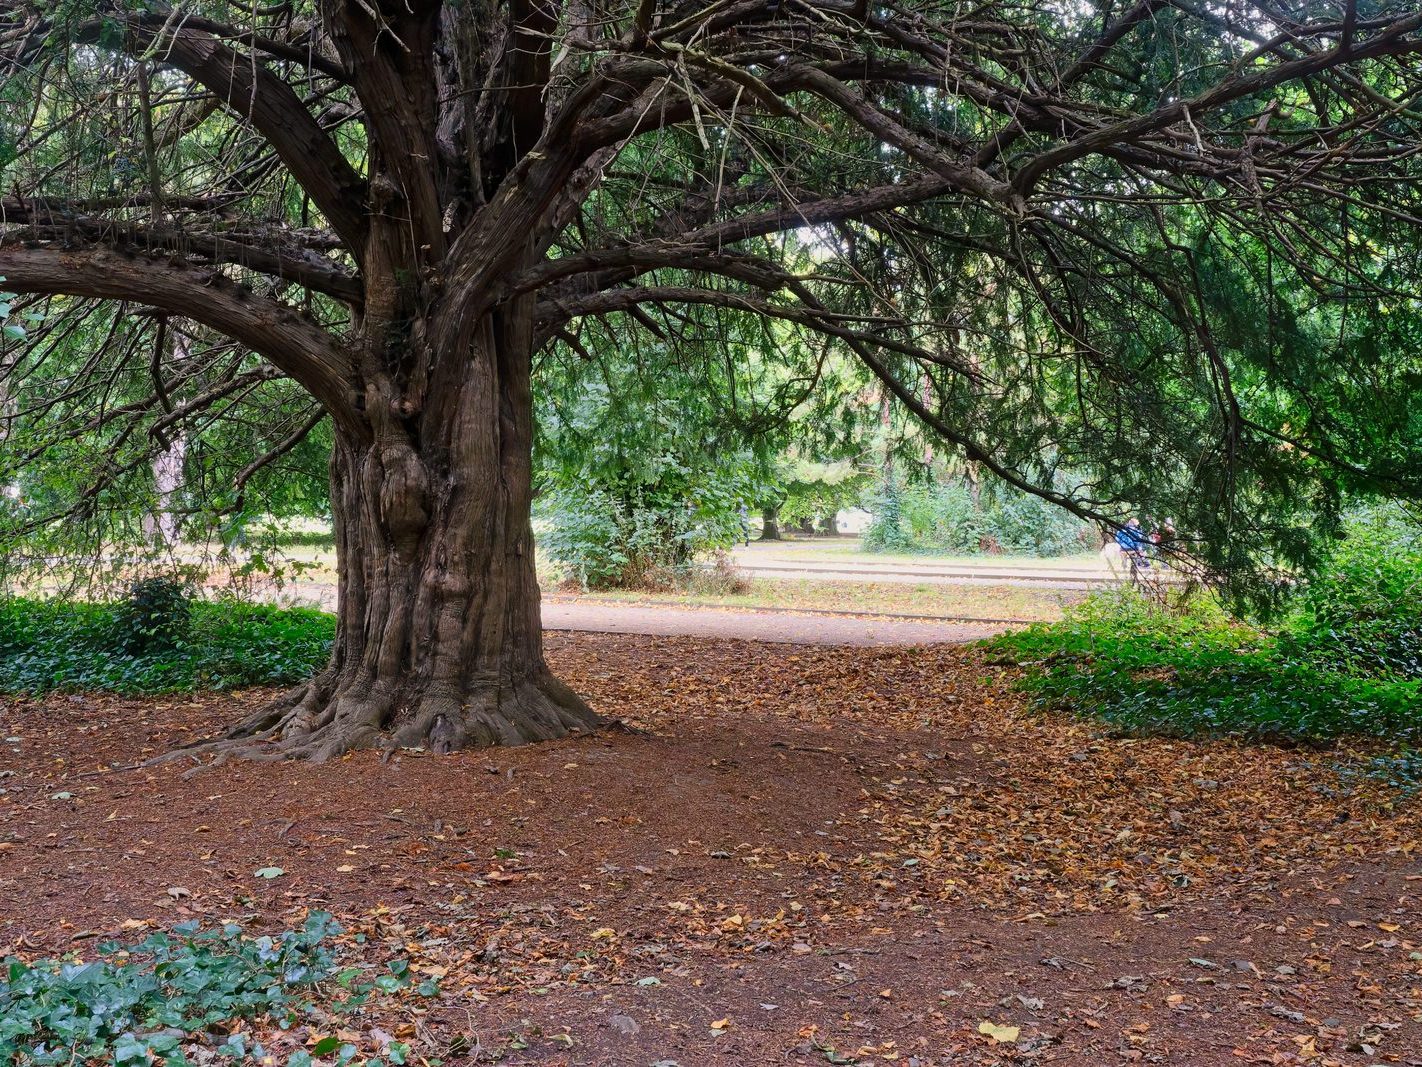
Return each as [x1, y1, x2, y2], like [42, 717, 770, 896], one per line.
[990, 506, 1422, 761]
[990, 591, 1420, 749]
[1285, 524, 1422, 679]
[864, 479, 1093, 556]
[0, 592, 333, 694]
[539, 479, 752, 591]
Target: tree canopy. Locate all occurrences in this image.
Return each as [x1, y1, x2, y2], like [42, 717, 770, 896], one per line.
[1, 0, 1421, 752]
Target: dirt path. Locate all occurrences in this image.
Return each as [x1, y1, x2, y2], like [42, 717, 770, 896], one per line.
[542, 598, 1011, 645]
[3, 635, 1419, 1066]
[282, 583, 1016, 644]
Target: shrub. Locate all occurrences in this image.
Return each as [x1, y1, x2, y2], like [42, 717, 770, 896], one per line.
[990, 589, 1420, 748]
[0, 597, 334, 695]
[863, 478, 1091, 556]
[861, 480, 915, 552]
[990, 569, 1422, 796]
[540, 474, 751, 590]
[678, 549, 751, 596]
[269, 529, 337, 549]
[112, 577, 192, 654]
[189, 601, 337, 689]
[1286, 524, 1422, 680]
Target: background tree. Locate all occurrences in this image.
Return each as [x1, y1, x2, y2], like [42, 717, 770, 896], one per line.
[535, 304, 811, 585]
[1, 0, 1420, 758]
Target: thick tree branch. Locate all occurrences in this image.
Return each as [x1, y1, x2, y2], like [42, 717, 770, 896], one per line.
[0, 245, 361, 435]
[0, 200, 362, 304]
[54, 16, 371, 255]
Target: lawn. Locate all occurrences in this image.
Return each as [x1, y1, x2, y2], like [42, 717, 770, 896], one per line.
[740, 538, 1107, 570]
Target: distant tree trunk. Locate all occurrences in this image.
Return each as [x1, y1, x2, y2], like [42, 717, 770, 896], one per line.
[146, 435, 186, 544]
[144, 324, 190, 545]
[218, 299, 598, 759]
[760, 506, 781, 540]
[879, 386, 894, 478]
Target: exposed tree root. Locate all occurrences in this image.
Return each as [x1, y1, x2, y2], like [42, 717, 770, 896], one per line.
[153, 668, 600, 773]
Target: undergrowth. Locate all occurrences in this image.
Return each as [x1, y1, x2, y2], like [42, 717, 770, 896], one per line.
[0, 912, 429, 1066]
[989, 578, 1422, 792]
[0, 596, 334, 694]
[991, 593, 1419, 741]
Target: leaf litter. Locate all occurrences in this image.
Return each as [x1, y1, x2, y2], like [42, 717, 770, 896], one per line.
[1, 632, 1420, 1065]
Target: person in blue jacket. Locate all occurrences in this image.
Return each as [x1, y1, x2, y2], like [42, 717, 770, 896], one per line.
[1114, 518, 1150, 569]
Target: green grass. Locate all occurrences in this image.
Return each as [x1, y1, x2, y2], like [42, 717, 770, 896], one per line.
[0, 596, 334, 694]
[744, 540, 1106, 569]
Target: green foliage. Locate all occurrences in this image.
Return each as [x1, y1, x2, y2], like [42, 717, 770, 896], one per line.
[773, 458, 871, 531]
[991, 517, 1422, 790]
[864, 478, 1091, 556]
[0, 912, 430, 1067]
[0, 304, 336, 573]
[112, 577, 192, 654]
[0, 597, 333, 694]
[536, 314, 862, 582]
[0, 912, 341, 1066]
[1285, 506, 1422, 680]
[861, 480, 913, 552]
[264, 529, 336, 550]
[992, 591, 1420, 748]
[540, 464, 754, 589]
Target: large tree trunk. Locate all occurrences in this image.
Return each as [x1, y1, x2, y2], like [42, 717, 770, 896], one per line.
[760, 506, 781, 541]
[208, 302, 598, 761]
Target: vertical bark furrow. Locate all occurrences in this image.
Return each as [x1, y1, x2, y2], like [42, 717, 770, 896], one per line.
[204, 304, 599, 759]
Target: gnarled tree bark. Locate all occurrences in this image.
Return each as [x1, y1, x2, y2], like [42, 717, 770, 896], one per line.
[214, 298, 598, 760]
[3, 0, 1419, 760]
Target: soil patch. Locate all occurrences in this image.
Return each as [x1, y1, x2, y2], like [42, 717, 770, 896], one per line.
[2, 634, 1419, 1065]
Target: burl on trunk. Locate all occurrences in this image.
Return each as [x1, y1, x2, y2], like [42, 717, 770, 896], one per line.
[210, 304, 598, 761]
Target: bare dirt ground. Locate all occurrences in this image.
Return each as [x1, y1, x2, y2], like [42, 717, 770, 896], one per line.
[3, 634, 1420, 1066]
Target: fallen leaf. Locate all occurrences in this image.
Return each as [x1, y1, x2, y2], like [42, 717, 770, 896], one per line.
[978, 1021, 1020, 1044]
